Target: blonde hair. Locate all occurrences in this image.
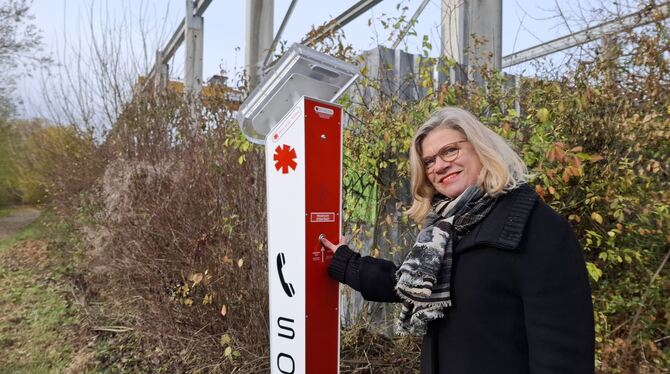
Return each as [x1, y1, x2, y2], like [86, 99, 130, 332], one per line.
[406, 107, 528, 223]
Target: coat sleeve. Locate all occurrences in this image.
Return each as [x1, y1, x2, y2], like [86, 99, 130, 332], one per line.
[328, 245, 401, 302]
[519, 204, 595, 374]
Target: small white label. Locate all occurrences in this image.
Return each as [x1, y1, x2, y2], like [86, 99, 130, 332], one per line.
[310, 212, 336, 223]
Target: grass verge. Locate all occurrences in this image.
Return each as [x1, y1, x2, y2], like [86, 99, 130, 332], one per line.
[0, 214, 80, 373]
[0, 206, 11, 218]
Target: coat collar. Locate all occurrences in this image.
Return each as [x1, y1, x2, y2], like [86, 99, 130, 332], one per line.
[455, 184, 538, 253]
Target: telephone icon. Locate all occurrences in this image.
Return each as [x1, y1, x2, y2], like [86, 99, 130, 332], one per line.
[276, 252, 295, 297]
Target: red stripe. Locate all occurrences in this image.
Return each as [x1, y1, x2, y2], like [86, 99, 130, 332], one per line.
[304, 97, 341, 373]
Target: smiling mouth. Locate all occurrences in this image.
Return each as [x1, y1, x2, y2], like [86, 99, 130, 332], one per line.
[439, 171, 462, 184]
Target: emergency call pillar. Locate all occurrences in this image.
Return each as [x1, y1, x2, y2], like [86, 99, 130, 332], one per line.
[266, 97, 342, 373]
[236, 43, 358, 374]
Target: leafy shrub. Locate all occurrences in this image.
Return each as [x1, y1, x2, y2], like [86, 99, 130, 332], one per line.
[0, 118, 102, 206]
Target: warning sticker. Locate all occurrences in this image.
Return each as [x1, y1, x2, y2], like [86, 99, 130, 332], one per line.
[310, 212, 336, 223]
[272, 106, 301, 143]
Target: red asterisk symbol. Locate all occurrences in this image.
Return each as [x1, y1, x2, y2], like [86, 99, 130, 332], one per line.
[273, 144, 297, 174]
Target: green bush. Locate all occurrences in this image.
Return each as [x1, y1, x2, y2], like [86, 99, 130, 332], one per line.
[340, 18, 669, 371]
[0, 118, 20, 206]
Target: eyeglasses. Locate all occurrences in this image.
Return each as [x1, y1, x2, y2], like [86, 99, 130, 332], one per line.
[422, 140, 468, 171]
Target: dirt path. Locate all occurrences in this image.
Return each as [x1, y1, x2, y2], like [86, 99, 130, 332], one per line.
[0, 206, 41, 241]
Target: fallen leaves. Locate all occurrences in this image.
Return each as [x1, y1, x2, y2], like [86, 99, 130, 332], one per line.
[220, 304, 227, 317]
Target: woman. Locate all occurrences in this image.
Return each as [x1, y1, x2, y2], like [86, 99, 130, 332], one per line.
[322, 107, 595, 374]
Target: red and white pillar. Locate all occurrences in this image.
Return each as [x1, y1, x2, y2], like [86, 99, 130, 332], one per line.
[265, 96, 342, 374]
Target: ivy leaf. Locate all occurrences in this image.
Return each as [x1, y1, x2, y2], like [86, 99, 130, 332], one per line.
[591, 212, 604, 224]
[586, 262, 603, 282]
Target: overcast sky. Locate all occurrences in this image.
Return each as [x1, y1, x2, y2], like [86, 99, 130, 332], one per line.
[16, 0, 628, 120]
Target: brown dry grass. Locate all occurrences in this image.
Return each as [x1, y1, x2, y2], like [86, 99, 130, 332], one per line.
[340, 326, 421, 373]
[65, 90, 272, 372]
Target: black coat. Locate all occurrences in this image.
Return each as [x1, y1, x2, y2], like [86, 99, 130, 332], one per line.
[328, 185, 595, 374]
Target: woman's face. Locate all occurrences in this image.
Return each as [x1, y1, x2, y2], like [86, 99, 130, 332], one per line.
[421, 127, 483, 199]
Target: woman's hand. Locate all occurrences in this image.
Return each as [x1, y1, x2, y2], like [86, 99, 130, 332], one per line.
[320, 235, 348, 253]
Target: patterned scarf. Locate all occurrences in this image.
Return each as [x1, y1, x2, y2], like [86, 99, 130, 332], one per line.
[395, 186, 497, 335]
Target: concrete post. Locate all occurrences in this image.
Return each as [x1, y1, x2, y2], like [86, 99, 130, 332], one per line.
[245, 0, 274, 90]
[185, 0, 204, 96]
[154, 50, 169, 90]
[441, 0, 502, 78]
